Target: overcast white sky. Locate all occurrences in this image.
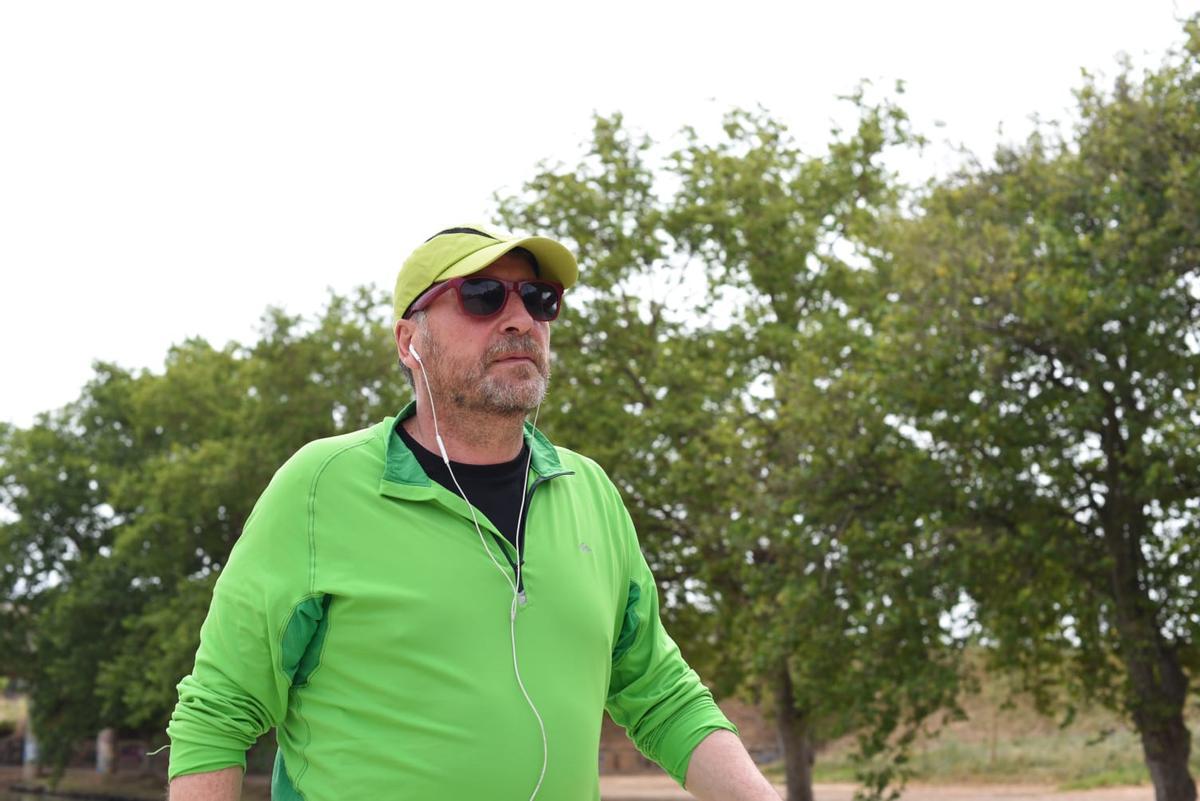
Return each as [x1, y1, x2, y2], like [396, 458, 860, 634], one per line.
[2, 1, 1197, 427]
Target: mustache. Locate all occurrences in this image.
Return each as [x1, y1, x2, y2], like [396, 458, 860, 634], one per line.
[485, 336, 547, 372]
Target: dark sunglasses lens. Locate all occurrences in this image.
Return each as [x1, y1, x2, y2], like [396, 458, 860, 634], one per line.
[458, 278, 506, 316]
[520, 282, 561, 321]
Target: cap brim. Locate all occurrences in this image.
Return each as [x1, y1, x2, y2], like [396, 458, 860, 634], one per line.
[431, 235, 579, 289]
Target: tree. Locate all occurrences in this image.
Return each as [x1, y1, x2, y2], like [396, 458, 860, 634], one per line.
[877, 21, 1200, 801]
[0, 362, 144, 772]
[0, 287, 407, 773]
[497, 100, 966, 801]
[98, 287, 407, 735]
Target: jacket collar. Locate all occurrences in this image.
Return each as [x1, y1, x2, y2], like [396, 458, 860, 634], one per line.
[378, 400, 567, 500]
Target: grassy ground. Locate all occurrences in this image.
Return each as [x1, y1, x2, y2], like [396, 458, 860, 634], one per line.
[0, 766, 272, 801]
[775, 683, 1200, 790]
[802, 727, 1177, 788]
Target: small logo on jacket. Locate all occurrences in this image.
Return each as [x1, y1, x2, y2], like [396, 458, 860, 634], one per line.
[579, 542, 592, 554]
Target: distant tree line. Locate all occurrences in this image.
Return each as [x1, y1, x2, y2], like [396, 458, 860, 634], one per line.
[2, 19, 1198, 801]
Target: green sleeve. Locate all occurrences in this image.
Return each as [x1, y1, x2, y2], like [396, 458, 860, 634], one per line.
[604, 506, 737, 787]
[166, 450, 325, 780]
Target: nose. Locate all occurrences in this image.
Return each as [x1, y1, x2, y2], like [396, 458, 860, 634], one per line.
[496, 286, 535, 333]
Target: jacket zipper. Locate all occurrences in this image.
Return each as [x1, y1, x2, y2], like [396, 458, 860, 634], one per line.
[489, 470, 573, 600]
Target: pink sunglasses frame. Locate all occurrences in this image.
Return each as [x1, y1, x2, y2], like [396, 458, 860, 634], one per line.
[405, 276, 565, 321]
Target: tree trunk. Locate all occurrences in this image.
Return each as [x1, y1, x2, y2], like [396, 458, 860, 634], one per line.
[1104, 496, 1196, 801]
[1119, 623, 1195, 801]
[775, 666, 816, 801]
[1138, 708, 1196, 801]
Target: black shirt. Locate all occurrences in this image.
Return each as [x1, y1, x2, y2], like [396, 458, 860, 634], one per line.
[397, 424, 531, 552]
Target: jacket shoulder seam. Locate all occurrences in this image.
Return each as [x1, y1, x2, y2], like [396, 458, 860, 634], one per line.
[304, 433, 376, 593]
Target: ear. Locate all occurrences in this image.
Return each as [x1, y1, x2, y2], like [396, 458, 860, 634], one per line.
[394, 319, 420, 372]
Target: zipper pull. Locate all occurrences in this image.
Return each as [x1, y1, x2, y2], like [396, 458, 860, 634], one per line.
[517, 590, 528, 607]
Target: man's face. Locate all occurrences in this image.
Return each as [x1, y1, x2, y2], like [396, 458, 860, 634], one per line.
[412, 253, 552, 416]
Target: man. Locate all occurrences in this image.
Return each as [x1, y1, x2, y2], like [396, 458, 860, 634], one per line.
[166, 224, 779, 800]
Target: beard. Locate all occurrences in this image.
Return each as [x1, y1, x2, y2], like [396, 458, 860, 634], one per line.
[419, 329, 550, 417]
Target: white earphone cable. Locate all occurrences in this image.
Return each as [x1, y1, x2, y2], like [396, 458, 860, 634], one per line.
[412, 346, 548, 801]
[416, 350, 516, 593]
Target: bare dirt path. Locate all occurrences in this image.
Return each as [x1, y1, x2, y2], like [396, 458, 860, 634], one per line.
[599, 775, 1154, 801]
[1, 767, 1155, 801]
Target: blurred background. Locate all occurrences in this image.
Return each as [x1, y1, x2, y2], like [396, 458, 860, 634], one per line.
[2, 3, 1199, 800]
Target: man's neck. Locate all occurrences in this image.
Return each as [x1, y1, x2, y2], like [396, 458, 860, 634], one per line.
[402, 404, 527, 465]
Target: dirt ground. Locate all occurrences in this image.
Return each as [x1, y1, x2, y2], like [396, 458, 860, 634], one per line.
[1, 767, 1156, 800]
[598, 774, 1155, 801]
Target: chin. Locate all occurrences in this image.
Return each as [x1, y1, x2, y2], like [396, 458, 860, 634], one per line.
[478, 379, 547, 414]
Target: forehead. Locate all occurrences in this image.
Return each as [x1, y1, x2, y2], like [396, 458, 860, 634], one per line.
[473, 252, 537, 281]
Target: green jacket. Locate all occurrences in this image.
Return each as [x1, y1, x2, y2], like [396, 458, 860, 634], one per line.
[167, 404, 734, 800]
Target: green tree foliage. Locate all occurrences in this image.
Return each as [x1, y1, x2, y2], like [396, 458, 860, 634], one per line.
[0, 287, 405, 774]
[0, 361, 149, 770]
[876, 22, 1200, 801]
[497, 100, 966, 801]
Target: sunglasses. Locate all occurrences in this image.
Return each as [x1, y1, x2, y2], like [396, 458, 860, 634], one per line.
[406, 276, 564, 322]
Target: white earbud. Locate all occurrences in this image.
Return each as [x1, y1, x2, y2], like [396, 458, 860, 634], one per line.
[410, 347, 448, 463]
